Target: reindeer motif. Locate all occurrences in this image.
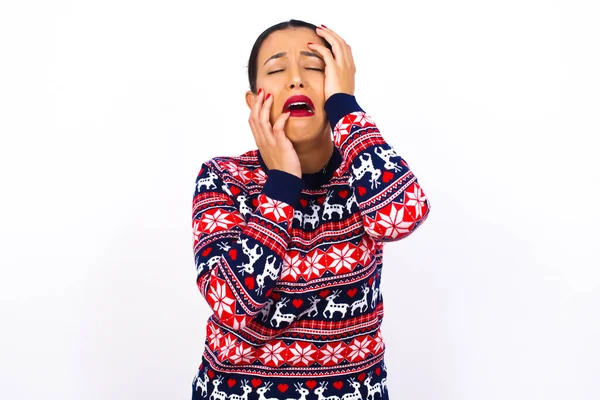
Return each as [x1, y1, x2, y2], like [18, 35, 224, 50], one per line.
[350, 153, 381, 189]
[256, 382, 278, 400]
[314, 382, 341, 400]
[285, 383, 310, 400]
[323, 191, 344, 220]
[293, 209, 303, 226]
[364, 372, 382, 400]
[345, 193, 359, 214]
[197, 170, 219, 191]
[236, 194, 253, 217]
[323, 290, 349, 319]
[374, 146, 402, 172]
[227, 379, 252, 400]
[270, 298, 296, 328]
[297, 295, 321, 319]
[210, 376, 226, 400]
[255, 255, 281, 295]
[303, 202, 321, 230]
[350, 284, 370, 316]
[257, 298, 274, 322]
[196, 254, 221, 276]
[217, 241, 231, 252]
[370, 278, 380, 309]
[236, 238, 263, 275]
[381, 377, 388, 394]
[194, 371, 209, 397]
[341, 378, 362, 400]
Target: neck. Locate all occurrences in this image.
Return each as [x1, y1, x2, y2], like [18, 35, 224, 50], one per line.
[294, 133, 334, 174]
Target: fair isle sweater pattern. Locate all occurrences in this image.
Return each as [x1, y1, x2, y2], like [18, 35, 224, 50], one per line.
[191, 94, 430, 400]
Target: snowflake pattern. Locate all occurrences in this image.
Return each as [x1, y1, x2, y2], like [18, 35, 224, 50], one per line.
[207, 278, 235, 320]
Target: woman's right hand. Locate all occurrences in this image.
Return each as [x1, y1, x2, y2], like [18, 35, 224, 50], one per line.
[248, 89, 302, 179]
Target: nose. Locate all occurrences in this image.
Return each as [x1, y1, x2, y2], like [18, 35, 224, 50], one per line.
[288, 65, 305, 89]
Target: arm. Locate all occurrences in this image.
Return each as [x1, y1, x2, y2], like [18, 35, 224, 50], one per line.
[192, 161, 303, 331]
[325, 93, 431, 242]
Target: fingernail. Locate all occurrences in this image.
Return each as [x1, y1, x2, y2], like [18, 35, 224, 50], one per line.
[321, 24, 327, 28]
[266, 93, 271, 100]
[257, 88, 262, 95]
[308, 42, 313, 45]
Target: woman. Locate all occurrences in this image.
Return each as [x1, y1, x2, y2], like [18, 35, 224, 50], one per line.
[191, 19, 430, 400]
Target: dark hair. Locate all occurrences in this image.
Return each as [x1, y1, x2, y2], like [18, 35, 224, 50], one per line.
[247, 19, 332, 93]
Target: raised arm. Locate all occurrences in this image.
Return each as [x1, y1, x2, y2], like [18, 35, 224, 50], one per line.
[325, 93, 431, 242]
[192, 161, 303, 331]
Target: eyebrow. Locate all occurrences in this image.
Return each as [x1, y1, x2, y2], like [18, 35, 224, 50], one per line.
[263, 51, 324, 66]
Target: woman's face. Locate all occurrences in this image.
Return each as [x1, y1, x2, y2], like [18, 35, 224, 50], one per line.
[246, 27, 330, 144]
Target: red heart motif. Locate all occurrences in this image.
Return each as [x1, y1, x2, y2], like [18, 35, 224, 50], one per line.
[252, 198, 259, 208]
[317, 196, 326, 205]
[338, 190, 349, 199]
[230, 186, 241, 196]
[292, 298, 303, 308]
[271, 292, 281, 300]
[382, 171, 394, 183]
[207, 370, 215, 379]
[333, 381, 344, 390]
[229, 249, 237, 260]
[376, 367, 381, 376]
[347, 288, 358, 298]
[357, 186, 367, 196]
[227, 378, 236, 388]
[306, 380, 317, 390]
[319, 289, 330, 298]
[358, 373, 367, 382]
[278, 383, 289, 393]
[201, 247, 212, 257]
[300, 198, 308, 207]
[251, 378, 262, 388]
[244, 276, 254, 290]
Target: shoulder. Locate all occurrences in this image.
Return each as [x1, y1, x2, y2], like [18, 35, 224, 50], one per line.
[197, 149, 266, 187]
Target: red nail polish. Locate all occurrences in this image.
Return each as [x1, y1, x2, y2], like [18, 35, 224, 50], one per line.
[308, 42, 313, 45]
[266, 93, 271, 100]
[321, 24, 327, 28]
[257, 88, 262, 95]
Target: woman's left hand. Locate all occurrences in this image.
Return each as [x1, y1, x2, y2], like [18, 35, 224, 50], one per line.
[308, 25, 356, 101]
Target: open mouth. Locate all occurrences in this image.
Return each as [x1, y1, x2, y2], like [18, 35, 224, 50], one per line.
[283, 95, 315, 117]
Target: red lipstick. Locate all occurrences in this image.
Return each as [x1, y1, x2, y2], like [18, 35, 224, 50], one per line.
[282, 95, 315, 118]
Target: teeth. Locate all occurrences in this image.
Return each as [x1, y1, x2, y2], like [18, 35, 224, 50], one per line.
[285, 101, 313, 111]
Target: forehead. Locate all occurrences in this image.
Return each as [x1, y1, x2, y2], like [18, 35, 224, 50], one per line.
[257, 28, 322, 65]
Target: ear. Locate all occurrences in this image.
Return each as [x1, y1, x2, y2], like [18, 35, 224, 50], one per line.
[245, 90, 255, 110]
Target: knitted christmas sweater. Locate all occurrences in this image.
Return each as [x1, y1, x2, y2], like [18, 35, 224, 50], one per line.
[191, 94, 430, 400]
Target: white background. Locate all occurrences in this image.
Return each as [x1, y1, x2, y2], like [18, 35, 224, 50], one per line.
[1, 0, 598, 399]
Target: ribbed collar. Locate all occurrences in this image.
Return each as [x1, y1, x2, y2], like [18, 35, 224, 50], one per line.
[257, 145, 342, 190]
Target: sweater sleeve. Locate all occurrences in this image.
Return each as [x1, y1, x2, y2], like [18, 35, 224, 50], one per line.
[192, 161, 303, 331]
[324, 93, 431, 242]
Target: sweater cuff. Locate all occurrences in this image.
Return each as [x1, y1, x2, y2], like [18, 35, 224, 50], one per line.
[324, 93, 365, 129]
[261, 169, 304, 208]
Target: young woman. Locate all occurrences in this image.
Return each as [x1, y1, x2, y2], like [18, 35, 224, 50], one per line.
[191, 19, 430, 400]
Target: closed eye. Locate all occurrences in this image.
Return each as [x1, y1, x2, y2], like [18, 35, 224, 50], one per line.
[267, 68, 324, 75]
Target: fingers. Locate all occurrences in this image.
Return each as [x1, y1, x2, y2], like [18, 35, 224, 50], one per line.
[316, 26, 354, 68]
[258, 93, 275, 144]
[307, 42, 335, 67]
[272, 110, 291, 140]
[248, 89, 265, 146]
